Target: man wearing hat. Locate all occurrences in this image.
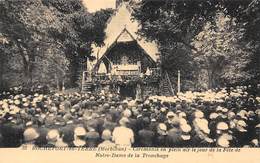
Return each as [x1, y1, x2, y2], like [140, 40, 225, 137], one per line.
[35, 119, 50, 147]
[55, 131, 68, 147]
[109, 106, 121, 123]
[155, 123, 168, 147]
[70, 126, 87, 147]
[215, 121, 236, 147]
[166, 125, 182, 147]
[45, 129, 60, 147]
[60, 119, 76, 146]
[149, 118, 158, 133]
[102, 114, 117, 133]
[85, 125, 100, 147]
[179, 124, 192, 147]
[157, 107, 167, 123]
[165, 111, 179, 129]
[254, 124, 260, 146]
[20, 127, 40, 148]
[0, 115, 24, 147]
[192, 118, 214, 147]
[98, 129, 116, 147]
[123, 109, 137, 134]
[112, 117, 134, 147]
[233, 120, 248, 147]
[137, 117, 155, 147]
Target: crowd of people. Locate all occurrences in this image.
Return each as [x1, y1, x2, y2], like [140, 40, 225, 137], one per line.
[0, 86, 260, 148]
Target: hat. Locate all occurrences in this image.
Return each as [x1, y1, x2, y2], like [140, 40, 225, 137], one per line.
[160, 107, 166, 112]
[237, 120, 247, 127]
[237, 110, 248, 119]
[158, 123, 167, 131]
[46, 129, 59, 142]
[222, 108, 228, 113]
[0, 110, 6, 117]
[70, 108, 76, 113]
[247, 111, 255, 117]
[101, 129, 112, 140]
[181, 134, 191, 141]
[178, 112, 186, 118]
[217, 137, 230, 147]
[195, 118, 210, 134]
[123, 109, 132, 118]
[194, 110, 204, 118]
[23, 102, 29, 107]
[216, 106, 223, 112]
[167, 111, 176, 118]
[179, 118, 187, 125]
[255, 124, 260, 128]
[158, 123, 167, 135]
[209, 113, 219, 119]
[50, 107, 57, 113]
[66, 120, 73, 125]
[228, 112, 236, 119]
[180, 124, 192, 133]
[23, 128, 39, 142]
[255, 109, 260, 115]
[26, 121, 33, 127]
[119, 117, 129, 126]
[204, 137, 214, 143]
[14, 100, 20, 105]
[217, 122, 229, 130]
[74, 127, 87, 136]
[236, 126, 247, 132]
[122, 100, 128, 104]
[251, 139, 259, 146]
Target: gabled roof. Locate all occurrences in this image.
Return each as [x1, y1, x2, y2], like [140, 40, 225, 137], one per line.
[116, 27, 136, 43]
[94, 27, 156, 71]
[91, 2, 159, 67]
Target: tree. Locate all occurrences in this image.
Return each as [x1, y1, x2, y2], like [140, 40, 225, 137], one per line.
[0, 0, 114, 90]
[192, 9, 252, 88]
[243, 0, 260, 87]
[133, 0, 253, 90]
[0, 0, 69, 89]
[42, 0, 114, 87]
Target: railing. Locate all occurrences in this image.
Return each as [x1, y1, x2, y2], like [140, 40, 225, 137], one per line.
[82, 67, 161, 87]
[94, 74, 140, 82]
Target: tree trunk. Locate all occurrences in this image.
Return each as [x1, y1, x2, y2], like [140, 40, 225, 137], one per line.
[207, 69, 213, 89]
[0, 56, 4, 90]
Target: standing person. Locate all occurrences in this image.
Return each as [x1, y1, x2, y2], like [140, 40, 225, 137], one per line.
[20, 127, 39, 149]
[55, 131, 68, 147]
[137, 117, 155, 147]
[179, 124, 192, 147]
[1, 117, 24, 147]
[112, 117, 134, 147]
[45, 129, 60, 147]
[98, 130, 116, 147]
[155, 123, 168, 147]
[70, 127, 87, 147]
[85, 127, 100, 147]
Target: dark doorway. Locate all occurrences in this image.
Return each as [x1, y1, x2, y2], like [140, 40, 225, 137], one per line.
[120, 84, 136, 99]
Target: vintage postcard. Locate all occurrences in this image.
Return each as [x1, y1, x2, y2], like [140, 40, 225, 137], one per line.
[0, 0, 260, 162]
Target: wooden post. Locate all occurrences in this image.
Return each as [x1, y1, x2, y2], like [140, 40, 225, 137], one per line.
[81, 71, 85, 92]
[178, 70, 181, 94]
[55, 73, 59, 91]
[62, 79, 65, 92]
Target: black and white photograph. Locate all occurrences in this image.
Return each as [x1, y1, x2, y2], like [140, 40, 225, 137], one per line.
[0, 0, 260, 149]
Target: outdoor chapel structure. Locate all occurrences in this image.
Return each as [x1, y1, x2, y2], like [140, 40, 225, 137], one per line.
[82, 0, 175, 99]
